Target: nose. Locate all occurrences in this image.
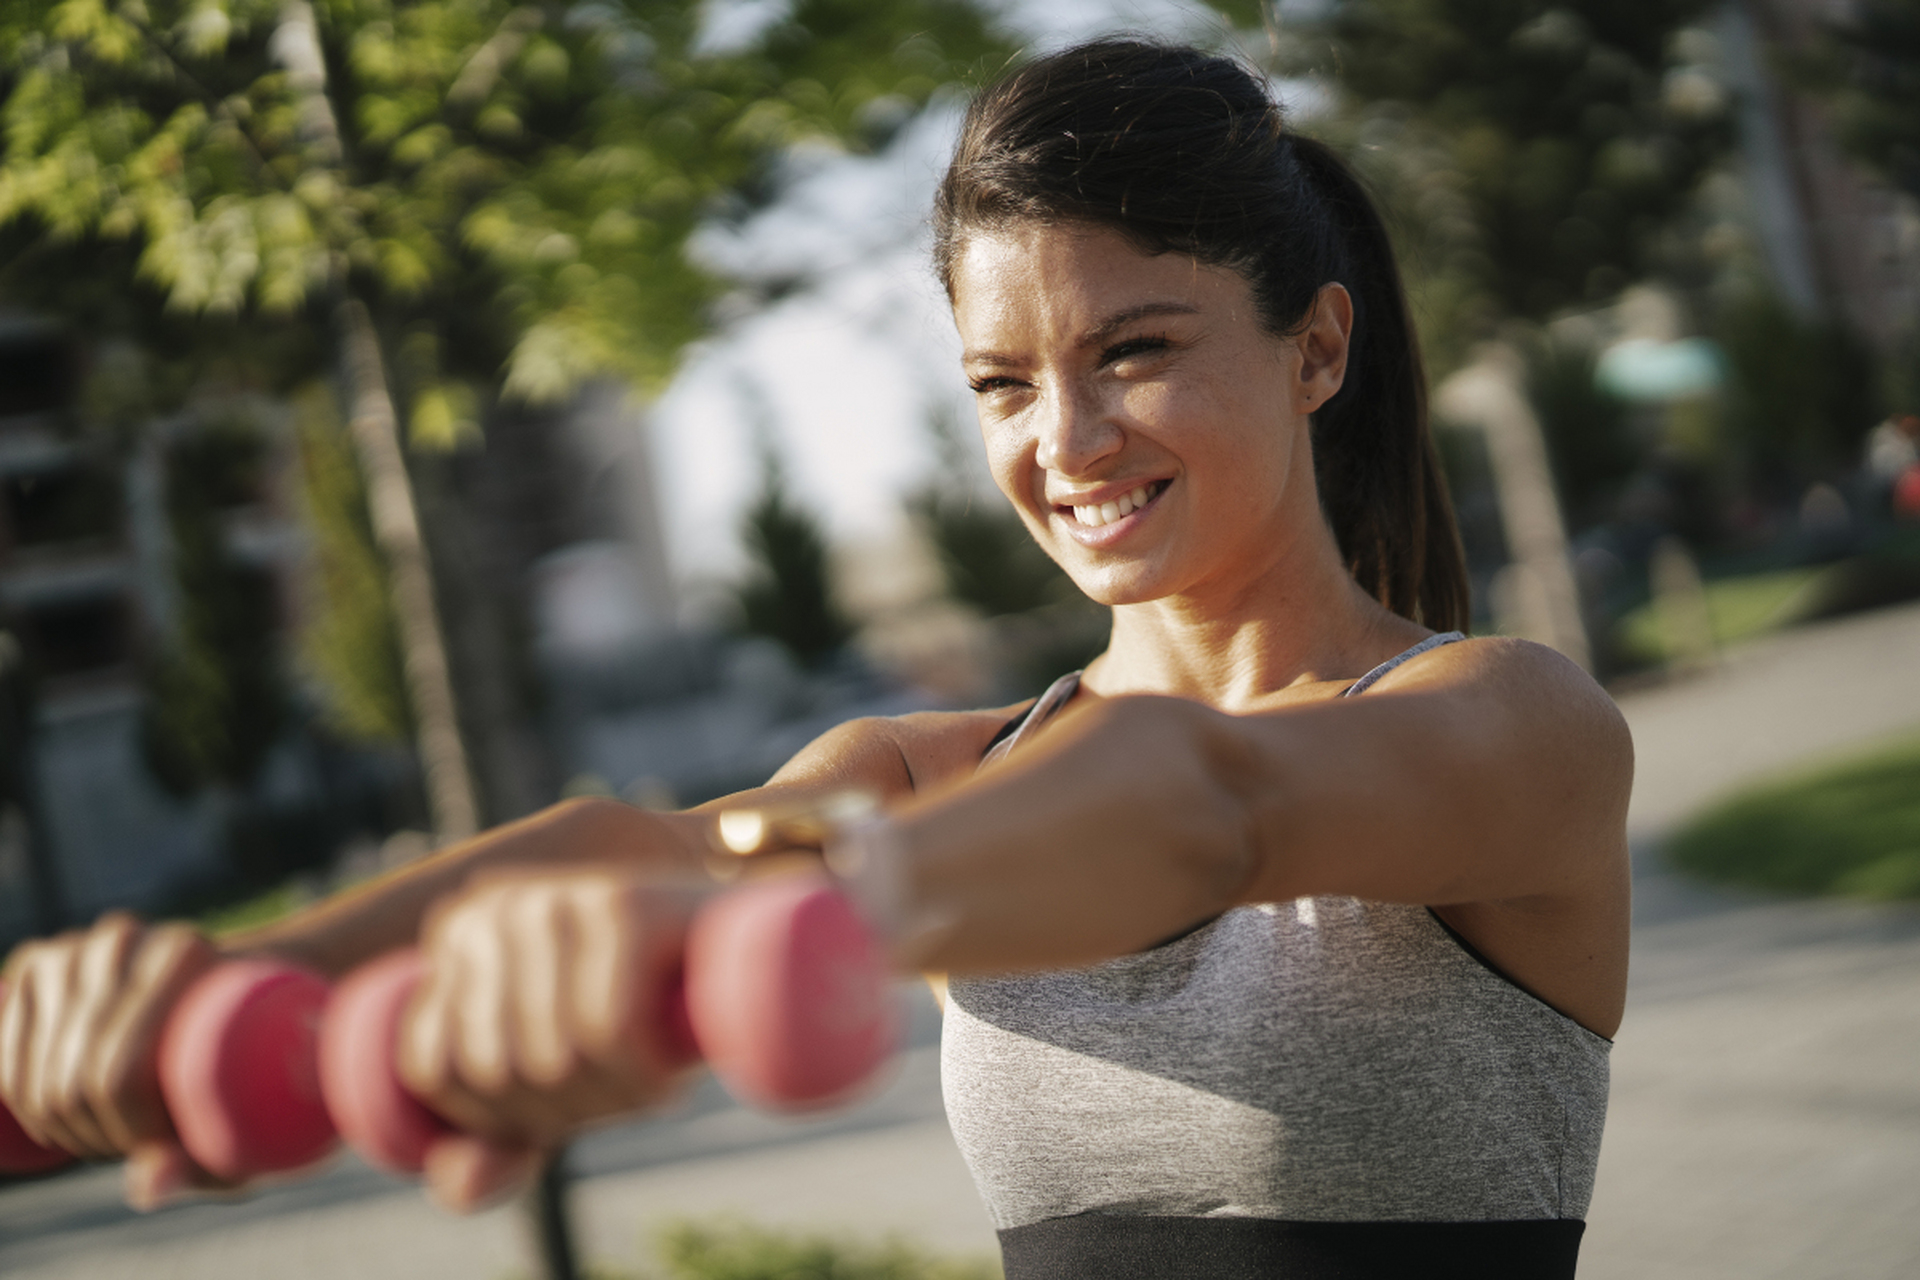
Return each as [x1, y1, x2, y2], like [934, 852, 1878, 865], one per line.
[1033, 383, 1124, 477]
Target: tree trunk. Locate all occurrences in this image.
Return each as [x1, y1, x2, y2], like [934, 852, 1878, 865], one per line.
[1435, 345, 1594, 673]
[336, 298, 481, 839]
[274, 0, 478, 839]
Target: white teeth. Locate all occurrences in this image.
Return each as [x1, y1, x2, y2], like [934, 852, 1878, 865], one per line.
[1068, 483, 1160, 528]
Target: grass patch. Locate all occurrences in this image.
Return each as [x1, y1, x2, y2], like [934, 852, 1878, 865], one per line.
[193, 881, 310, 937]
[1667, 734, 1920, 898]
[649, 1220, 999, 1280]
[516, 1219, 1001, 1280]
[1613, 566, 1820, 667]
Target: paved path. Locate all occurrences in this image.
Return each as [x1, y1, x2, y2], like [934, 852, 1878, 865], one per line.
[3, 602, 1919, 1278]
[1584, 600, 1920, 1279]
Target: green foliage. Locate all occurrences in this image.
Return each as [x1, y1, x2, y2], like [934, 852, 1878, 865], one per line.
[140, 413, 286, 793]
[912, 486, 1072, 618]
[1524, 335, 1636, 526]
[1809, 0, 1920, 199]
[650, 1219, 999, 1280]
[1716, 287, 1881, 484]
[735, 454, 851, 668]
[1307, 1, 1733, 342]
[1667, 733, 1920, 899]
[0, 0, 1009, 407]
[910, 411, 1071, 618]
[195, 878, 308, 936]
[293, 382, 412, 743]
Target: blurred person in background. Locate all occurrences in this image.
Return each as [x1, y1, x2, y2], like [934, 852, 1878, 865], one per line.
[1864, 412, 1920, 523]
[0, 39, 1630, 1280]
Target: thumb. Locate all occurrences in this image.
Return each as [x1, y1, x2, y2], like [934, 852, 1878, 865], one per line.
[422, 1133, 543, 1214]
[123, 1139, 238, 1212]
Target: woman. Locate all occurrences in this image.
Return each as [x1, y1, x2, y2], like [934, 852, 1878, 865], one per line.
[0, 39, 1629, 1278]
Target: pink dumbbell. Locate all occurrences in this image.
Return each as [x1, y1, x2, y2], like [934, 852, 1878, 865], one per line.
[0, 867, 894, 1182]
[319, 871, 896, 1175]
[0, 960, 336, 1180]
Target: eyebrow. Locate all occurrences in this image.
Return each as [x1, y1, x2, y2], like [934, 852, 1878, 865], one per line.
[961, 301, 1202, 367]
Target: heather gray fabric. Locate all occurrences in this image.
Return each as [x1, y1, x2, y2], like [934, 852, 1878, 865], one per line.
[942, 632, 1609, 1231]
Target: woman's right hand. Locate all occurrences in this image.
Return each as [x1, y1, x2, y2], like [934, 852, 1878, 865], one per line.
[395, 866, 708, 1212]
[0, 913, 231, 1207]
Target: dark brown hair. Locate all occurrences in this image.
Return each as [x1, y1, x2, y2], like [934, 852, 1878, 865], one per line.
[933, 39, 1469, 631]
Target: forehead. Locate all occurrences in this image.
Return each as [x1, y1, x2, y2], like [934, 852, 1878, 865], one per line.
[949, 223, 1255, 345]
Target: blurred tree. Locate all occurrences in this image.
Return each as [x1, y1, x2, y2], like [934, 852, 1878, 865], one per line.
[735, 452, 851, 669]
[0, 0, 1007, 832]
[1717, 286, 1881, 487]
[1812, 0, 1920, 199]
[1523, 334, 1636, 527]
[293, 382, 412, 745]
[1304, 1, 1733, 336]
[913, 487, 1073, 618]
[141, 415, 287, 794]
[1804, 0, 1920, 417]
[911, 408, 1072, 618]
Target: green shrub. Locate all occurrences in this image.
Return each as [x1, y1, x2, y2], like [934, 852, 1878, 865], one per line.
[1667, 734, 1920, 898]
[520, 1219, 1002, 1280]
[650, 1220, 998, 1280]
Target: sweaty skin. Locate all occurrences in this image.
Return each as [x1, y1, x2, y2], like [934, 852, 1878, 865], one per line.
[0, 223, 1630, 1213]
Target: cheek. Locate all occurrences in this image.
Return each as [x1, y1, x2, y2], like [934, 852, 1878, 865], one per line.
[980, 420, 1040, 508]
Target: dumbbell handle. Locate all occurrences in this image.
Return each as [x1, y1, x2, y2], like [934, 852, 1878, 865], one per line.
[319, 871, 896, 1177]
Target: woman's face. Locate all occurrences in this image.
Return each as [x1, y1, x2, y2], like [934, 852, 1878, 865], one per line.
[949, 222, 1350, 608]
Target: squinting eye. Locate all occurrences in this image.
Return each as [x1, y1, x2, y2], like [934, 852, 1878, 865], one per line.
[1104, 335, 1173, 366]
[968, 376, 1021, 395]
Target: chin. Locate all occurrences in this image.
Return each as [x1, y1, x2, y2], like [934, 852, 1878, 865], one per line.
[1061, 563, 1176, 608]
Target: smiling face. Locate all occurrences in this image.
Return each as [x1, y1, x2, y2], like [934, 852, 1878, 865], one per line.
[951, 222, 1350, 609]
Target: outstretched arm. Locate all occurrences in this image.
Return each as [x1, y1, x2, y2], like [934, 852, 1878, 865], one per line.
[852, 639, 1631, 1030]
[0, 708, 1007, 1208]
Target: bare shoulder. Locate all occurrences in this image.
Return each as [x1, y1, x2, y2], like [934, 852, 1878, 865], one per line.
[1360, 634, 1635, 851]
[765, 703, 1033, 797]
[1370, 637, 1630, 753]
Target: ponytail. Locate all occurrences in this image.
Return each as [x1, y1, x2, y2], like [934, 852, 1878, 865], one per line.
[1286, 137, 1469, 631]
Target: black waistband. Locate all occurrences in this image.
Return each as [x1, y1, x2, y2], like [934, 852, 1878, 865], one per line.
[997, 1214, 1585, 1279]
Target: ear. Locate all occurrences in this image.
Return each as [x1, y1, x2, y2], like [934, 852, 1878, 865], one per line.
[1295, 283, 1353, 415]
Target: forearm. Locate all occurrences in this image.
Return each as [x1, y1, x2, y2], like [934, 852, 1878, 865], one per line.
[221, 798, 711, 976]
[220, 716, 929, 976]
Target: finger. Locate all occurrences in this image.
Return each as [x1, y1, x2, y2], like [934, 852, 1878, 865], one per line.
[22, 938, 104, 1157]
[509, 886, 575, 1090]
[398, 939, 495, 1140]
[90, 925, 215, 1153]
[0, 961, 50, 1146]
[497, 887, 592, 1139]
[46, 917, 139, 1157]
[123, 1139, 242, 1212]
[422, 1132, 541, 1215]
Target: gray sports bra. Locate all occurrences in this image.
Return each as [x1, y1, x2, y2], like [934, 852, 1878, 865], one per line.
[942, 633, 1609, 1278]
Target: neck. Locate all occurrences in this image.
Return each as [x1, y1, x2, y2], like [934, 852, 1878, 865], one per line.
[1084, 521, 1428, 711]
